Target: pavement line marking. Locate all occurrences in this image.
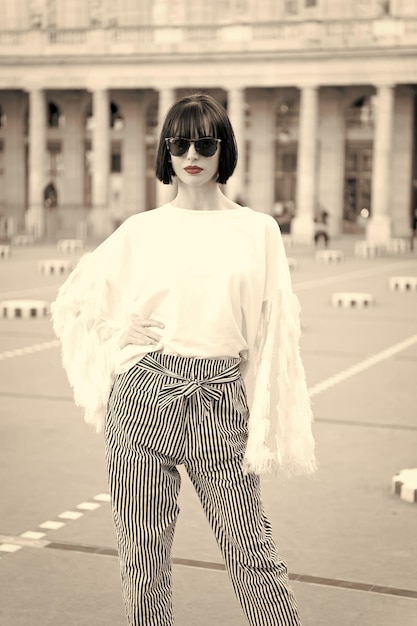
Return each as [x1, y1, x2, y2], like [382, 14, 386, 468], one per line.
[58, 511, 84, 520]
[20, 531, 47, 540]
[0, 543, 23, 553]
[0, 284, 61, 299]
[38, 540, 417, 600]
[0, 340, 60, 361]
[0, 391, 72, 402]
[0, 493, 110, 559]
[76, 502, 101, 511]
[294, 259, 417, 291]
[39, 520, 65, 530]
[309, 333, 417, 398]
[314, 417, 417, 432]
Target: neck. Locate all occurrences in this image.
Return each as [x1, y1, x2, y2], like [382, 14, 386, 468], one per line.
[172, 182, 228, 211]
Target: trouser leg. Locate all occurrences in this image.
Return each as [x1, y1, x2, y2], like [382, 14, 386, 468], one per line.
[184, 377, 301, 626]
[104, 364, 183, 626]
[105, 445, 181, 626]
[186, 462, 301, 626]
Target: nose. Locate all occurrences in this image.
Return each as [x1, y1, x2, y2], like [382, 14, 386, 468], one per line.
[187, 141, 199, 160]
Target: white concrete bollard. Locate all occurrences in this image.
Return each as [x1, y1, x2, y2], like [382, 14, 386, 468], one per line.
[392, 468, 417, 504]
[38, 259, 73, 275]
[1, 299, 50, 319]
[388, 276, 417, 292]
[12, 234, 35, 246]
[0, 245, 11, 259]
[386, 238, 411, 255]
[315, 249, 343, 263]
[57, 238, 84, 253]
[287, 257, 299, 270]
[354, 241, 384, 258]
[331, 292, 375, 308]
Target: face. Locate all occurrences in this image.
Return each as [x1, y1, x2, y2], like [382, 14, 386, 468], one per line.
[167, 136, 221, 187]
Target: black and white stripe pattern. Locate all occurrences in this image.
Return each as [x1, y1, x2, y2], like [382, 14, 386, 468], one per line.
[105, 352, 301, 626]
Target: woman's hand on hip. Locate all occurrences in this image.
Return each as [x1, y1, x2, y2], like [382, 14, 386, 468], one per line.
[118, 315, 165, 349]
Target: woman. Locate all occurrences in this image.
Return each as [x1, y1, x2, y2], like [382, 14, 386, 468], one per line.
[51, 93, 316, 626]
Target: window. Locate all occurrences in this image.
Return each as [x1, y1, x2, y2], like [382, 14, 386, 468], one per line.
[305, 0, 317, 7]
[47, 141, 63, 176]
[284, 0, 298, 15]
[111, 102, 124, 130]
[346, 95, 375, 128]
[48, 102, 63, 128]
[111, 142, 122, 173]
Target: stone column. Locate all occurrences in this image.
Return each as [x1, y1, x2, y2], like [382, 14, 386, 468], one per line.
[156, 87, 176, 206]
[390, 87, 414, 237]
[62, 93, 84, 234]
[246, 90, 275, 214]
[226, 87, 246, 204]
[124, 93, 147, 216]
[26, 88, 46, 238]
[367, 84, 395, 242]
[90, 87, 111, 238]
[4, 92, 26, 233]
[317, 87, 345, 237]
[291, 86, 319, 244]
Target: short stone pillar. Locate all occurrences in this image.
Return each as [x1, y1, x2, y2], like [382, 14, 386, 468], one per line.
[0, 245, 11, 259]
[392, 468, 417, 504]
[57, 238, 84, 253]
[331, 292, 375, 308]
[1, 299, 50, 318]
[315, 249, 343, 263]
[354, 240, 384, 258]
[386, 238, 411, 255]
[38, 259, 74, 275]
[13, 234, 35, 246]
[388, 276, 417, 291]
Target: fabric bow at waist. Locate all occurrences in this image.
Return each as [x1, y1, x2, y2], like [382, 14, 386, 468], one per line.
[136, 355, 241, 412]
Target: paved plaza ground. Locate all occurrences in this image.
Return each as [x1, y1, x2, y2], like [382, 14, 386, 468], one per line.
[0, 235, 416, 626]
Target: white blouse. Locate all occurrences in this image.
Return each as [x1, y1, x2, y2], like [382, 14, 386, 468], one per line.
[51, 203, 316, 476]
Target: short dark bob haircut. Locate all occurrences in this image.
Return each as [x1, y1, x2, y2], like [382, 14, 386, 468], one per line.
[155, 93, 238, 185]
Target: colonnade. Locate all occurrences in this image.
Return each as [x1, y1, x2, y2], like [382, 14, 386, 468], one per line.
[18, 82, 399, 241]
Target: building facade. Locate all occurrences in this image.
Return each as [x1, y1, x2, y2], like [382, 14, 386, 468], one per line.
[0, 0, 416, 242]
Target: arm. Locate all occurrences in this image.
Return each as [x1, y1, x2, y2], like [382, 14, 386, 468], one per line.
[243, 218, 316, 476]
[51, 248, 127, 432]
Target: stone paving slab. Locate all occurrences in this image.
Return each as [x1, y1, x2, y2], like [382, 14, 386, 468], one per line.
[1, 242, 417, 625]
[0, 546, 416, 626]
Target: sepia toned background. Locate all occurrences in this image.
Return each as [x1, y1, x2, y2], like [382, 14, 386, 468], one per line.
[0, 2, 417, 625]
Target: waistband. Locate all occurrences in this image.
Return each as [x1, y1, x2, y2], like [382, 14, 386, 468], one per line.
[137, 353, 241, 412]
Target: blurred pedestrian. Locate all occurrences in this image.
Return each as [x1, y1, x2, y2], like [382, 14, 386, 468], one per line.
[51, 93, 315, 626]
[411, 207, 417, 252]
[314, 208, 330, 247]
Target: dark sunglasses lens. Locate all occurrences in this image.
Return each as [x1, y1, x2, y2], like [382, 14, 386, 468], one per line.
[168, 139, 189, 156]
[195, 139, 218, 157]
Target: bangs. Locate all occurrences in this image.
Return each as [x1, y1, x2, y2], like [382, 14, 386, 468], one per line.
[168, 103, 217, 139]
[156, 93, 237, 185]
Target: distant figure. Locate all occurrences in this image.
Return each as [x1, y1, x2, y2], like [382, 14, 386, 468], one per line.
[274, 201, 294, 234]
[43, 181, 59, 241]
[314, 209, 330, 247]
[43, 181, 58, 209]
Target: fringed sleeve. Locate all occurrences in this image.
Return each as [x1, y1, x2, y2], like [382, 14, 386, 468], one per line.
[51, 248, 128, 433]
[243, 218, 316, 476]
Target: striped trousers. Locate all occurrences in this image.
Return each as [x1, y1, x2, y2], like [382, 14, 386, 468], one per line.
[105, 352, 301, 626]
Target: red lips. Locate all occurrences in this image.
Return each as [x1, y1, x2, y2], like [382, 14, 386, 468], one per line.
[184, 166, 203, 174]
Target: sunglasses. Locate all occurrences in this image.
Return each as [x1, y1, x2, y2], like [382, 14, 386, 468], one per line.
[165, 137, 221, 158]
